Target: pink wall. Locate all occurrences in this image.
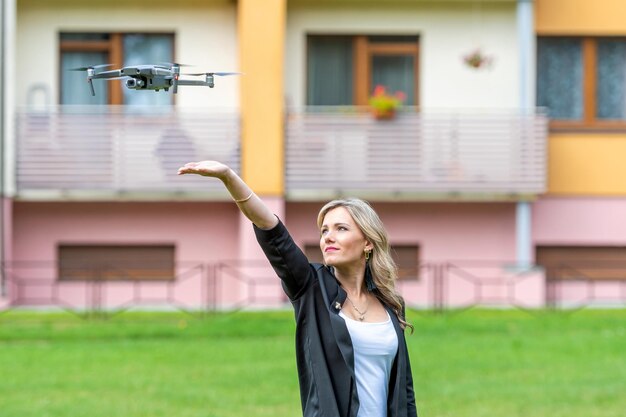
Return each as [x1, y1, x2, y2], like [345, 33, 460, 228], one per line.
[284, 201, 524, 308]
[285, 201, 518, 262]
[9, 201, 242, 309]
[533, 196, 626, 307]
[533, 196, 626, 245]
[7, 197, 624, 310]
[13, 201, 240, 262]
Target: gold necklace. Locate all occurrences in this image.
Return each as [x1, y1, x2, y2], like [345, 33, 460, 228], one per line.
[346, 295, 369, 321]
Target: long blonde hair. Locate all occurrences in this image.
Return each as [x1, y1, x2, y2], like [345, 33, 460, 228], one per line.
[317, 198, 413, 332]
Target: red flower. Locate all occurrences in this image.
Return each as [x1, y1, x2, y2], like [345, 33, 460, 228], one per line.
[368, 85, 406, 112]
[373, 85, 387, 96]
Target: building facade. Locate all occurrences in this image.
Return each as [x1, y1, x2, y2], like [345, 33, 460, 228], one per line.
[0, 0, 624, 311]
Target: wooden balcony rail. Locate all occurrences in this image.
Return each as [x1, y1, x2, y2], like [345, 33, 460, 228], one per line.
[16, 105, 240, 199]
[285, 107, 548, 201]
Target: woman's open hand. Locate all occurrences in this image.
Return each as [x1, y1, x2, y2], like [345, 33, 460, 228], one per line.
[178, 160, 277, 230]
[177, 161, 231, 180]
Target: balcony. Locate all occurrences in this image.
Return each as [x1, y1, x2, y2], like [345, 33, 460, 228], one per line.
[286, 107, 548, 201]
[16, 106, 548, 201]
[16, 106, 240, 200]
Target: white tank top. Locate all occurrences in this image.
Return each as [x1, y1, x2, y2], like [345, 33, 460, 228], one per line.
[339, 310, 399, 417]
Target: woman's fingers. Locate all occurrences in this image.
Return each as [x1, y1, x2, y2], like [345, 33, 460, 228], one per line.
[177, 162, 199, 175]
[177, 161, 225, 177]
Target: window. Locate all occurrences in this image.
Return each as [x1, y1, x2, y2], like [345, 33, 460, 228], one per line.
[60, 32, 174, 105]
[303, 244, 420, 280]
[392, 245, 420, 281]
[307, 35, 419, 106]
[537, 36, 626, 128]
[58, 245, 176, 281]
[536, 246, 626, 281]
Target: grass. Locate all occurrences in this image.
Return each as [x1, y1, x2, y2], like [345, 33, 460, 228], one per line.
[0, 308, 625, 417]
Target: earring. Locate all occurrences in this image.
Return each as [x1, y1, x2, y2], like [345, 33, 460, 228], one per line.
[365, 262, 377, 292]
[364, 249, 377, 292]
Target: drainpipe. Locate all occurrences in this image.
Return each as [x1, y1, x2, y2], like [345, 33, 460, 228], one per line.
[0, 0, 6, 296]
[516, 0, 535, 268]
[516, 202, 532, 268]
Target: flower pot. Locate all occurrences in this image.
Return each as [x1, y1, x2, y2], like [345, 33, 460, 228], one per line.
[372, 108, 396, 120]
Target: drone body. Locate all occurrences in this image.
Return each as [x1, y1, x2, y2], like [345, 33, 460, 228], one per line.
[71, 63, 239, 96]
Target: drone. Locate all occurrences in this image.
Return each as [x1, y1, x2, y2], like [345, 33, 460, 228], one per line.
[70, 63, 240, 96]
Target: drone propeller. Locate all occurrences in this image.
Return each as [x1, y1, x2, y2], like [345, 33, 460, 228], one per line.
[213, 72, 242, 76]
[157, 62, 193, 69]
[68, 64, 115, 72]
[69, 64, 116, 97]
[183, 72, 241, 77]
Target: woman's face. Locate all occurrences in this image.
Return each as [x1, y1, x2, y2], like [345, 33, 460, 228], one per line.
[320, 206, 371, 268]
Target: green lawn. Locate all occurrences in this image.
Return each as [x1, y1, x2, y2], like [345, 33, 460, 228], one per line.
[0, 308, 624, 417]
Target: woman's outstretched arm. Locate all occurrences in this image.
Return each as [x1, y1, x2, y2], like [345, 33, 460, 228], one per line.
[179, 160, 312, 298]
[178, 161, 279, 230]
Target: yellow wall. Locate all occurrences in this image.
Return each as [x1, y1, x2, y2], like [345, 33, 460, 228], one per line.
[549, 135, 626, 195]
[238, 0, 286, 196]
[537, 0, 626, 196]
[536, 0, 626, 35]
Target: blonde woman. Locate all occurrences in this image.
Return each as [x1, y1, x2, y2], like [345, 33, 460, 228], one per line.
[178, 161, 417, 417]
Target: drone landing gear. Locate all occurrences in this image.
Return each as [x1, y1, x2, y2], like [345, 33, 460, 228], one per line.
[88, 78, 95, 96]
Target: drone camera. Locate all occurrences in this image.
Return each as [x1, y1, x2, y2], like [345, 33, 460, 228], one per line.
[126, 78, 144, 89]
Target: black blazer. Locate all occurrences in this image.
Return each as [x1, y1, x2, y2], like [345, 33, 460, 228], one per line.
[255, 220, 417, 417]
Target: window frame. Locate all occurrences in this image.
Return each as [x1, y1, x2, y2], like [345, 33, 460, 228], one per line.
[539, 35, 626, 131]
[354, 35, 420, 106]
[390, 244, 420, 281]
[59, 32, 175, 105]
[58, 244, 176, 281]
[306, 34, 420, 107]
[536, 245, 626, 281]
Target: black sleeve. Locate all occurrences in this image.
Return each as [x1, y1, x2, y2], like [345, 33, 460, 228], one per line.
[406, 346, 418, 417]
[402, 301, 418, 417]
[254, 219, 315, 300]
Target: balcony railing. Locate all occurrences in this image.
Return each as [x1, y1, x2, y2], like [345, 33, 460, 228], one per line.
[16, 106, 548, 201]
[16, 106, 240, 199]
[286, 107, 548, 201]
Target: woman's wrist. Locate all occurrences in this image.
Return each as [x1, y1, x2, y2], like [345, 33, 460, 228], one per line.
[218, 168, 236, 183]
[234, 192, 254, 204]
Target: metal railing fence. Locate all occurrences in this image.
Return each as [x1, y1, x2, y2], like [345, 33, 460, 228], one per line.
[2, 259, 625, 316]
[16, 105, 240, 199]
[16, 106, 548, 201]
[286, 107, 548, 200]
